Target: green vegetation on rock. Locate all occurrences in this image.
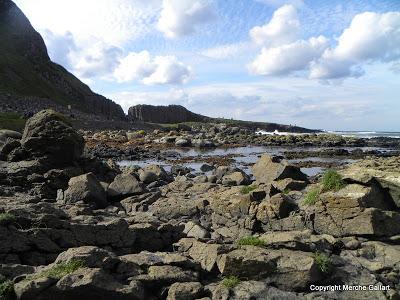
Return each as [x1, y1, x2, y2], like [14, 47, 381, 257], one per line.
[0, 278, 14, 300]
[0, 213, 16, 225]
[315, 252, 331, 273]
[240, 184, 257, 194]
[0, 112, 26, 131]
[321, 169, 345, 192]
[222, 276, 241, 289]
[237, 236, 266, 247]
[29, 259, 85, 281]
[303, 189, 321, 206]
[303, 169, 345, 206]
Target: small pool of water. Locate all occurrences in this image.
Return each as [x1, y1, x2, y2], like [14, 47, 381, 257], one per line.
[117, 145, 373, 178]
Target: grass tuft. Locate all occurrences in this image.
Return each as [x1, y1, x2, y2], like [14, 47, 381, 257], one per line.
[0, 213, 16, 225]
[0, 278, 14, 300]
[303, 189, 321, 206]
[222, 276, 241, 289]
[237, 236, 266, 247]
[321, 169, 345, 192]
[29, 259, 85, 281]
[240, 184, 257, 194]
[315, 252, 331, 273]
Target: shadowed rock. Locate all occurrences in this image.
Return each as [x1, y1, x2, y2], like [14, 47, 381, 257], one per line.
[21, 110, 84, 165]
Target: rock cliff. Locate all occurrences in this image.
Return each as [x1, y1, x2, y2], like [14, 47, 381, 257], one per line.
[128, 104, 208, 124]
[0, 0, 125, 120]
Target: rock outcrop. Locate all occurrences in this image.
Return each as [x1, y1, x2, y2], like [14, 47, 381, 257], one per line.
[128, 105, 207, 124]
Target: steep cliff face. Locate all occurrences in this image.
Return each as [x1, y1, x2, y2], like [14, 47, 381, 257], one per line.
[128, 104, 208, 124]
[0, 0, 125, 119]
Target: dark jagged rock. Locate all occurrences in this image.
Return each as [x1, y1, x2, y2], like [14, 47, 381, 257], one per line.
[128, 105, 207, 124]
[0, 0, 125, 120]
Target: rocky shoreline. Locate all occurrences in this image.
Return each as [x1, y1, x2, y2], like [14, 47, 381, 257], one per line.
[0, 110, 400, 300]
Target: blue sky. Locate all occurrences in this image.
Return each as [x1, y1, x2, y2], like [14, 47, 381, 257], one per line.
[14, 0, 400, 131]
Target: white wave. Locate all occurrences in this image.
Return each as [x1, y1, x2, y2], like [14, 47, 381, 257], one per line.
[255, 130, 301, 136]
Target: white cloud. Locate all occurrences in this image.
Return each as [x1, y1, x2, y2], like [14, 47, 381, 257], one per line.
[249, 5, 300, 46]
[310, 11, 400, 79]
[248, 36, 328, 76]
[113, 51, 192, 85]
[157, 0, 216, 38]
[200, 42, 251, 59]
[68, 42, 123, 79]
[42, 31, 123, 80]
[15, 0, 160, 47]
[143, 56, 192, 85]
[113, 51, 154, 83]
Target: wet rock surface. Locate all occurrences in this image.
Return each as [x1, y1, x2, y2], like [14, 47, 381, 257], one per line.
[0, 111, 400, 299]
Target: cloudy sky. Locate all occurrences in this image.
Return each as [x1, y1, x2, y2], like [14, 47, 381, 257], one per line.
[14, 0, 400, 131]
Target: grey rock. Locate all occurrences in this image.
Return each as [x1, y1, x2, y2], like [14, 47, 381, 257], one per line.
[221, 171, 250, 186]
[200, 164, 214, 172]
[175, 138, 191, 147]
[55, 268, 144, 300]
[256, 194, 297, 221]
[55, 246, 117, 270]
[21, 110, 84, 165]
[64, 173, 107, 209]
[167, 282, 204, 300]
[184, 221, 210, 239]
[108, 173, 145, 199]
[252, 154, 308, 185]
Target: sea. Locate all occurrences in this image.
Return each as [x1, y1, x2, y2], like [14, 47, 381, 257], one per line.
[255, 130, 400, 139]
[329, 131, 400, 139]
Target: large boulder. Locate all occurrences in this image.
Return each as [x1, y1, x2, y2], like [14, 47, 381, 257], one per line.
[167, 282, 204, 300]
[256, 194, 297, 221]
[217, 246, 320, 291]
[183, 221, 210, 239]
[340, 156, 400, 208]
[221, 171, 250, 186]
[139, 165, 171, 183]
[174, 238, 232, 272]
[21, 110, 84, 165]
[213, 281, 300, 300]
[108, 173, 145, 199]
[55, 246, 118, 270]
[342, 241, 400, 274]
[55, 268, 144, 300]
[312, 183, 400, 237]
[252, 154, 308, 185]
[64, 173, 108, 208]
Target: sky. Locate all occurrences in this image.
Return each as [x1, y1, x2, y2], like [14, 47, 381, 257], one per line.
[14, 0, 400, 131]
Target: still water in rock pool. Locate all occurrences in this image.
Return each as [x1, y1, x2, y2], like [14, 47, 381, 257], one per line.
[116, 146, 378, 177]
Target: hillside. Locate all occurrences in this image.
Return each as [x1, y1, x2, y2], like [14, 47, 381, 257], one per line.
[0, 0, 125, 119]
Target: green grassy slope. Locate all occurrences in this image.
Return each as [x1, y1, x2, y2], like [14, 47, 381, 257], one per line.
[0, 112, 26, 132]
